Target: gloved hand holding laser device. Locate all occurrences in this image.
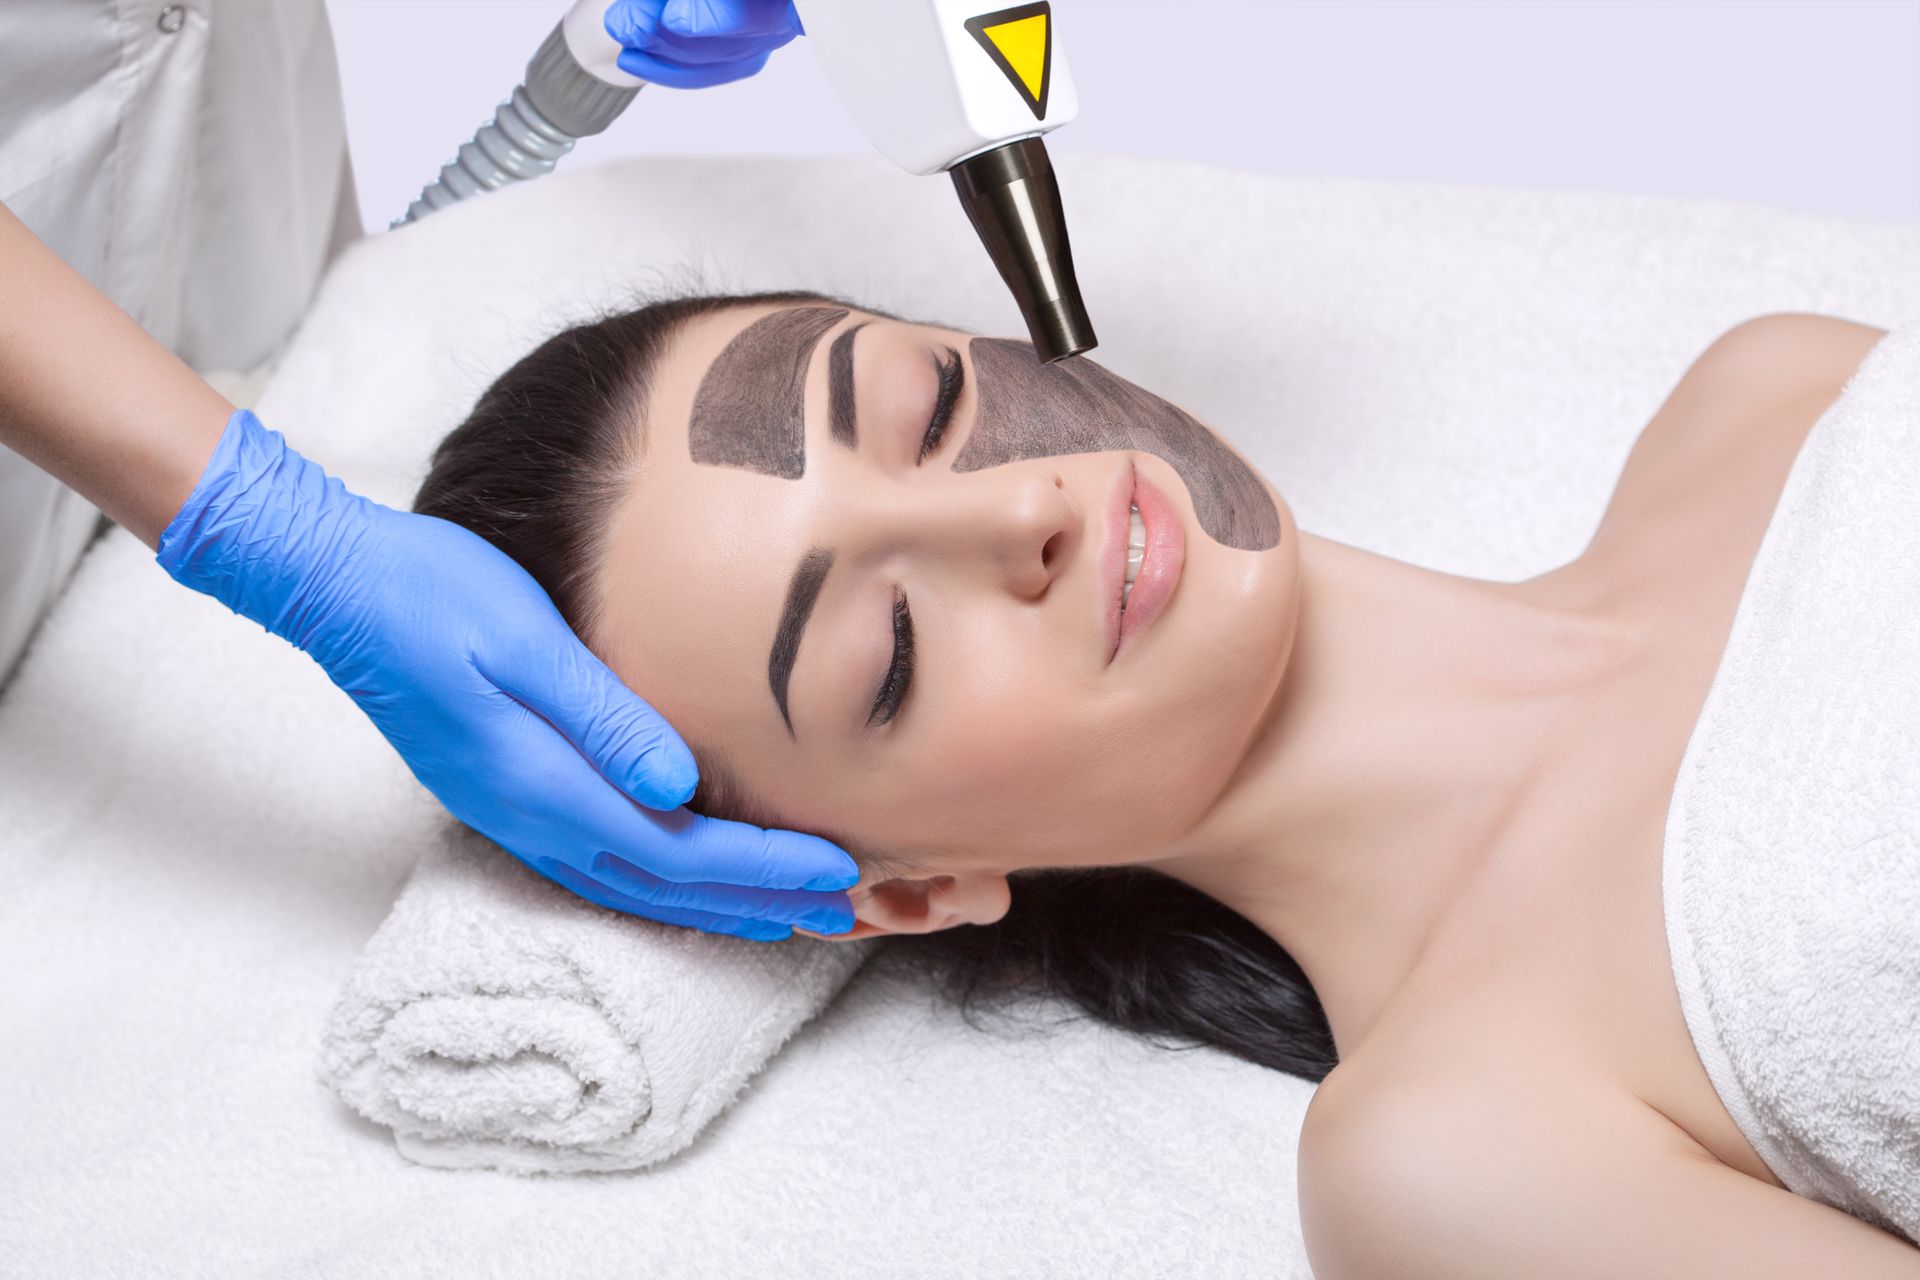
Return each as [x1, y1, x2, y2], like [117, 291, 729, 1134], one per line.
[0, 0, 863, 942]
[604, 0, 803, 88]
[402, 0, 1097, 362]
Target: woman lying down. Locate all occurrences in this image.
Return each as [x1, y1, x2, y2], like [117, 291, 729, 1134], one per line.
[413, 292, 1917, 1275]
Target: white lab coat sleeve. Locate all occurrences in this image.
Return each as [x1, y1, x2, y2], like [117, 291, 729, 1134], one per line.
[0, 0, 360, 689]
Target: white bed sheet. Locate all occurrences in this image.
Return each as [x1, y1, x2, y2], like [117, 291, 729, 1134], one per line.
[2, 154, 1916, 1278]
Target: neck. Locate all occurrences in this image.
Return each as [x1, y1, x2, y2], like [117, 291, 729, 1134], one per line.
[1142, 532, 1638, 1059]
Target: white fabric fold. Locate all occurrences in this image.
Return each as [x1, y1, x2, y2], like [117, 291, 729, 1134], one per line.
[318, 822, 877, 1174]
[1663, 325, 1920, 1243]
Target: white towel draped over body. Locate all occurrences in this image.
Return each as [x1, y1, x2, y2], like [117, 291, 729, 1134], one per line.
[318, 823, 877, 1174]
[1663, 325, 1920, 1243]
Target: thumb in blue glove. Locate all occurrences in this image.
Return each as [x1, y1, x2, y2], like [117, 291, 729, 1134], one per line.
[157, 409, 861, 940]
[605, 0, 803, 89]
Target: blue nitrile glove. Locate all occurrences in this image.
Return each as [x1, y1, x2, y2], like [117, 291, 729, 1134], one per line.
[156, 409, 859, 941]
[604, 0, 803, 89]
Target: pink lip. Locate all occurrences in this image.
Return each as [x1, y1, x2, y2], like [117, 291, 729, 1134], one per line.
[1100, 462, 1133, 665]
[1101, 457, 1187, 666]
[1119, 466, 1185, 657]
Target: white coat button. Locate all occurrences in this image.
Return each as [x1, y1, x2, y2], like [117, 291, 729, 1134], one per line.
[158, 5, 185, 33]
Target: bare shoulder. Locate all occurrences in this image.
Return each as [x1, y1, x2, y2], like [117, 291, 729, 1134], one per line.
[1690, 311, 1887, 371]
[1582, 312, 1890, 572]
[1675, 312, 1888, 432]
[1296, 1064, 1920, 1280]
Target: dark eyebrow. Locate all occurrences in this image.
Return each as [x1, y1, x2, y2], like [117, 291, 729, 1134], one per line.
[689, 306, 847, 478]
[768, 547, 834, 738]
[827, 321, 869, 449]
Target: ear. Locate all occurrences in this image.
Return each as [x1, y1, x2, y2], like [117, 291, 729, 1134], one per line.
[792, 872, 1011, 941]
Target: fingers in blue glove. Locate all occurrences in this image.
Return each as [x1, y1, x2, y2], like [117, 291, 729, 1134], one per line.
[482, 636, 697, 810]
[628, 29, 786, 64]
[637, 804, 860, 892]
[614, 47, 772, 88]
[488, 702, 860, 891]
[603, 0, 797, 88]
[660, 0, 800, 39]
[586, 849, 856, 931]
[603, 0, 665, 48]
[536, 857, 798, 941]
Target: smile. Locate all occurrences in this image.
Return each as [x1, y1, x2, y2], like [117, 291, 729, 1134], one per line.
[1123, 503, 1145, 604]
[1104, 458, 1188, 665]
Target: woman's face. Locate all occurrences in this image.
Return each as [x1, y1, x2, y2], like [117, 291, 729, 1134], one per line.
[593, 302, 1302, 936]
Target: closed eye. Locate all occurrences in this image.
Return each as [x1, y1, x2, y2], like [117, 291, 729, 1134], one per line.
[917, 346, 964, 464]
[870, 345, 954, 730]
[867, 590, 914, 727]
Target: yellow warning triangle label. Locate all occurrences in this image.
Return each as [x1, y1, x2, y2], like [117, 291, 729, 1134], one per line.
[984, 15, 1047, 100]
[965, 3, 1053, 121]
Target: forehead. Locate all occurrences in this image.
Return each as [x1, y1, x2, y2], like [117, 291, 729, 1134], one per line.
[587, 303, 924, 775]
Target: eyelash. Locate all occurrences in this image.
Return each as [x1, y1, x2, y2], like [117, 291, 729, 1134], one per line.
[867, 591, 914, 727]
[868, 345, 958, 728]
[917, 346, 965, 464]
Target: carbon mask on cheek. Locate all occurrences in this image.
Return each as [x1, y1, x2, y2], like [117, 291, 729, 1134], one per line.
[957, 338, 1280, 552]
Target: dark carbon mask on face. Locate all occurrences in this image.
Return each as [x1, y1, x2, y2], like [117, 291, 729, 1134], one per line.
[957, 338, 1280, 551]
[688, 306, 849, 478]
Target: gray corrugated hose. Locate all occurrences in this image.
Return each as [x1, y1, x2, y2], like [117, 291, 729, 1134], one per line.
[394, 22, 642, 228]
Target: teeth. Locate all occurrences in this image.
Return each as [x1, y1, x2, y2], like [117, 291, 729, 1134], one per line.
[1122, 504, 1144, 607]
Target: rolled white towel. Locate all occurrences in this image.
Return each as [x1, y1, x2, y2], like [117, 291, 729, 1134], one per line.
[317, 823, 876, 1174]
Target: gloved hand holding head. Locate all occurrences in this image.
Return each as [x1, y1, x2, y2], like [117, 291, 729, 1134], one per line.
[155, 406, 863, 944]
[414, 292, 1304, 944]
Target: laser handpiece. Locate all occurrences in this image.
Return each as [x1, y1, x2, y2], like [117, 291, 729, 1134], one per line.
[396, 0, 1097, 364]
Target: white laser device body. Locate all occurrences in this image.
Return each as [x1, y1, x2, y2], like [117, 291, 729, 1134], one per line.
[399, 0, 1096, 361]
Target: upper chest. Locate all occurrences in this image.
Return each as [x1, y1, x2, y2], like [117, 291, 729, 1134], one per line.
[1348, 318, 1886, 1185]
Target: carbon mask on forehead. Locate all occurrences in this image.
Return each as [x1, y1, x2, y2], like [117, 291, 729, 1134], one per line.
[957, 339, 1280, 552]
[688, 306, 848, 478]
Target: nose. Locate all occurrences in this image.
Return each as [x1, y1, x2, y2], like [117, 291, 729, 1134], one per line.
[892, 467, 1078, 600]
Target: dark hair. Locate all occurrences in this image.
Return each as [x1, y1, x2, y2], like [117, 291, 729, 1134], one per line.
[413, 288, 1338, 1083]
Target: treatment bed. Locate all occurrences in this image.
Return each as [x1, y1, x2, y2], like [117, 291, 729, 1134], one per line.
[2, 153, 1916, 1277]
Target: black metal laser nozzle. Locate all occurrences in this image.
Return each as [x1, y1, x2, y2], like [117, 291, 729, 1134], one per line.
[949, 136, 1097, 364]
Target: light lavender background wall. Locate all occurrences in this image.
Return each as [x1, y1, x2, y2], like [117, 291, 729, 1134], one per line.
[328, 0, 1920, 231]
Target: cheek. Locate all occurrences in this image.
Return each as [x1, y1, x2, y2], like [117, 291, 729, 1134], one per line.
[872, 655, 1208, 865]
[841, 496, 1303, 867]
[836, 641, 1112, 864]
